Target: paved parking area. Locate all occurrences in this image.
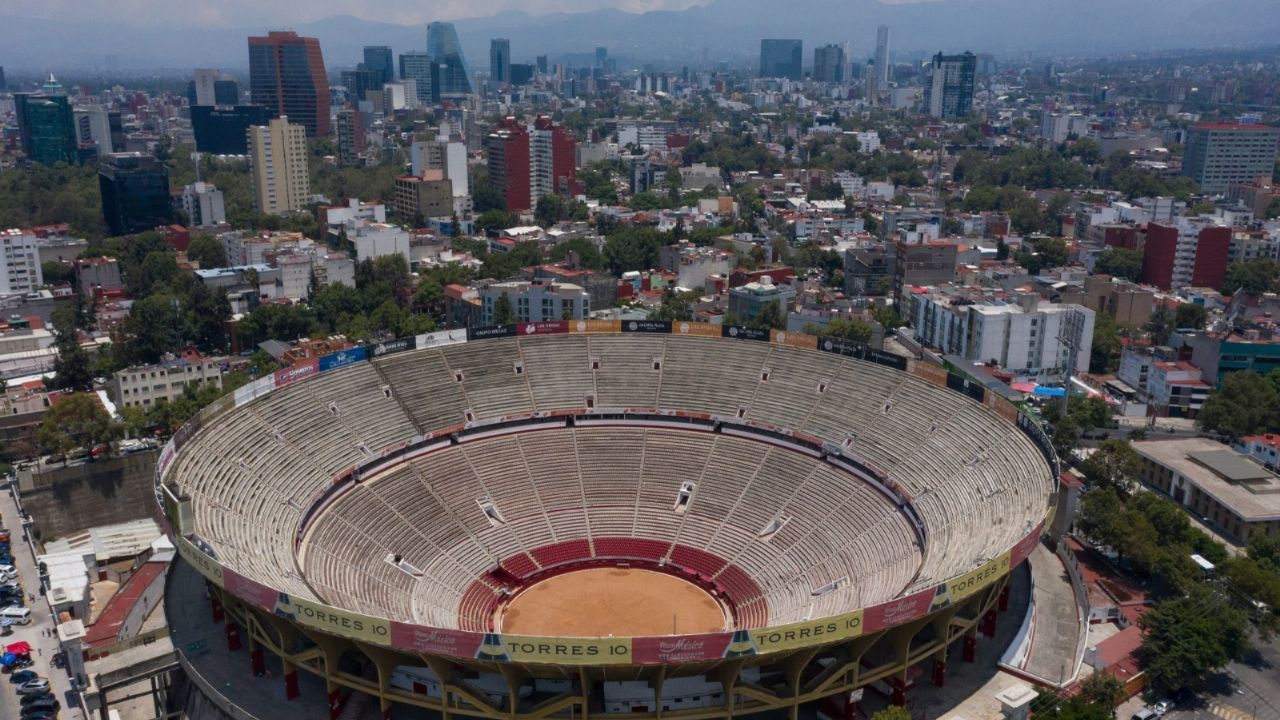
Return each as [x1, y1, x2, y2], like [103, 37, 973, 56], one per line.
[0, 479, 85, 720]
[1159, 640, 1280, 720]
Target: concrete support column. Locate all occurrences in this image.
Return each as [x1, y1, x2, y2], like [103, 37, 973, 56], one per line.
[284, 667, 300, 700]
[251, 647, 265, 676]
[890, 677, 906, 707]
[210, 594, 224, 624]
[327, 680, 343, 720]
[931, 656, 947, 688]
[843, 691, 858, 720]
[998, 585, 1011, 612]
[225, 622, 241, 651]
[962, 631, 977, 662]
[981, 609, 998, 637]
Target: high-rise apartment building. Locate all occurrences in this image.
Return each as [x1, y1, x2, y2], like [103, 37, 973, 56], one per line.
[15, 93, 79, 166]
[248, 31, 330, 137]
[0, 230, 43, 296]
[182, 182, 227, 229]
[1142, 223, 1232, 291]
[362, 46, 395, 85]
[189, 69, 239, 106]
[340, 69, 382, 107]
[248, 117, 311, 216]
[410, 133, 469, 198]
[400, 52, 440, 106]
[813, 44, 846, 83]
[486, 116, 579, 212]
[759, 39, 803, 80]
[74, 107, 119, 155]
[99, 153, 173, 236]
[191, 105, 269, 155]
[927, 51, 976, 119]
[874, 25, 890, 88]
[490, 38, 511, 84]
[426, 22, 473, 95]
[336, 108, 365, 167]
[1182, 123, 1280, 194]
[595, 47, 608, 68]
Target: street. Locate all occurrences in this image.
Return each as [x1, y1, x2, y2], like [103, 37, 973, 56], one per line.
[0, 477, 83, 720]
[1162, 640, 1280, 720]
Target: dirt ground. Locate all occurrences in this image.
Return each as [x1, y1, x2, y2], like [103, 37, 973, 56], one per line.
[500, 568, 728, 636]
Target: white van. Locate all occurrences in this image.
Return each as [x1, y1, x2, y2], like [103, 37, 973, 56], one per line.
[0, 607, 30, 624]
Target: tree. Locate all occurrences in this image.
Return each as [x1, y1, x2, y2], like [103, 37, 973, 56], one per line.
[493, 292, 514, 325]
[814, 317, 874, 343]
[1094, 247, 1143, 281]
[871, 707, 912, 720]
[1222, 259, 1279, 295]
[41, 260, 75, 287]
[548, 237, 607, 271]
[1067, 395, 1112, 432]
[1079, 439, 1141, 493]
[1077, 486, 1127, 553]
[1197, 370, 1280, 439]
[125, 294, 185, 364]
[49, 302, 94, 391]
[475, 209, 516, 235]
[603, 228, 665, 275]
[186, 234, 227, 268]
[1052, 415, 1080, 457]
[1145, 305, 1176, 345]
[535, 195, 566, 228]
[1175, 303, 1207, 331]
[1139, 588, 1250, 695]
[1090, 311, 1122, 374]
[751, 301, 787, 331]
[37, 393, 121, 457]
[995, 237, 1010, 261]
[1266, 197, 1280, 220]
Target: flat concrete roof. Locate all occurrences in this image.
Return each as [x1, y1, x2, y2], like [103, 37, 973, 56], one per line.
[1134, 438, 1280, 521]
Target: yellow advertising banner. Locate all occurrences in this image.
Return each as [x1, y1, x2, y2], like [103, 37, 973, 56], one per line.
[673, 321, 722, 338]
[500, 636, 633, 665]
[770, 330, 819, 350]
[569, 320, 622, 334]
[943, 551, 1011, 604]
[748, 609, 864, 654]
[175, 535, 225, 588]
[280, 596, 393, 646]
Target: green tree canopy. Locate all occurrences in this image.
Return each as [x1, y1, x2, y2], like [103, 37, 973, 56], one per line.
[37, 393, 121, 456]
[1139, 588, 1250, 694]
[186, 234, 228, 268]
[1094, 247, 1143, 281]
[1197, 370, 1279, 439]
[1079, 439, 1141, 493]
[1222, 259, 1279, 295]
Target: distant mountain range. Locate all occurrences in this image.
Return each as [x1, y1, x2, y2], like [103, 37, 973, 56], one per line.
[3, 0, 1279, 73]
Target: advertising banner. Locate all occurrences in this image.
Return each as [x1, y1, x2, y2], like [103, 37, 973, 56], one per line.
[467, 325, 517, 341]
[390, 623, 484, 658]
[862, 589, 933, 633]
[722, 326, 770, 342]
[1011, 522, 1044, 565]
[569, 319, 622, 334]
[223, 570, 280, 613]
[672, 321, 722, 338]
[622, 320, 673, 334]
[518, 321, 570, 336]
[770, 330, 818, 350]
[943, 552, 1012, 605]
[418, 329, 468, 348]
[817, 336, 867, 359]
[864, 348, 908, 371]
[284, 596, 392, 645]
[366, 336, 417, 358]
[274, 358, 319, 388]
[319, 346, 368, 372]
[500, 635, 633, 665]
[748, 610, 864, 654]
[175, 535, 224, 587]
[632, 633, 735, 664]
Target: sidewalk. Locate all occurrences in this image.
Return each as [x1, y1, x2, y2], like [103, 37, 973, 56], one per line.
[0, 476, 86, 720]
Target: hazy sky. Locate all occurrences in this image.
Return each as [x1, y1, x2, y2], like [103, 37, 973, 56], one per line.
[7, 0, 720, 26]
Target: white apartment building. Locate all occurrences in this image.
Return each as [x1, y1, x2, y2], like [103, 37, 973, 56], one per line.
[1039, 112, 1088, 144]
[1, 229, 43, 296]
[182, 182, 226, 229]
[910, 289, 1095, 376]
[112, 356, 224, 408]
[481, 281, 589, 324]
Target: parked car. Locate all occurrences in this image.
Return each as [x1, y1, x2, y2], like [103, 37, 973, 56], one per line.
[21, 712, 57, 720]
[20, 691, 52, 705]
[11, 656, 33, 669]
[16, 678, 49, 694]
[8, 669, 36, 684]
[20, 698, 59, 715]
[1152, 700, 1173, 717]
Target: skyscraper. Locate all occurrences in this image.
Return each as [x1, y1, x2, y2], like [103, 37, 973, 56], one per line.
[595, 47, 608, 68]
[874, 25, 890, 88]
[400, 52, 440, 106]
[486, 116, 579, 212]
[248, 117, 311, 216]
[341, 69, 382, 105]
[99, 153, 173, 236]
[813, 44, 846, 83]
[74, 108, 119, 155]
[927, 52, 976, 119]
[15, 93, 79, 166]
[1183, 123, 1280, 194]
[191, 105, 269, 155]
[759, 39, 803, 80]
[336, 108, 365, 167]
[490, 38, 511, 84]
[190, 69, 224, 106]
[362, 45, 395, 84]
[248, 31, 330, 137]
[426, 22, 473, 95]
[536, 55, 549, 76]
